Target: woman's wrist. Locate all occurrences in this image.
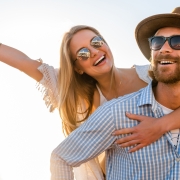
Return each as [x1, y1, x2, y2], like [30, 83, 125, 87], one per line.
[156, 113, 179, 133]
[156, 116, 170, 134]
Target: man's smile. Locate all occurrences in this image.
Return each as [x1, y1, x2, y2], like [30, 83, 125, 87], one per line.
[159, 60, 176, 65]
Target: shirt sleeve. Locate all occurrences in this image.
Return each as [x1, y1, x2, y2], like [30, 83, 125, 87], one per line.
[36, 63, 59, 112]
[134, 64, 152, 84]
[50, 105, 117, 180]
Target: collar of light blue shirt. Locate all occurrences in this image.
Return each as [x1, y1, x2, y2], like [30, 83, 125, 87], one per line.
[137, 82, 159, 113]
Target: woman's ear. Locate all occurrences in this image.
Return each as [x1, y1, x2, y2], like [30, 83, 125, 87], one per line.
[74, 66, 84, 74]
[78, 70, 84, 75]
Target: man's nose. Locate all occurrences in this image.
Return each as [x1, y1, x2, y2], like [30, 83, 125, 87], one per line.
[159, 40, 173, 54]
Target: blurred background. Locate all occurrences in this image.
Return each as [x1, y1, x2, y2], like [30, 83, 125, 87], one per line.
[0, 0, 179, 179]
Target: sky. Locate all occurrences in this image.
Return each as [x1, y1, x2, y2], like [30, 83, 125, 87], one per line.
[0, 0, 180, 179]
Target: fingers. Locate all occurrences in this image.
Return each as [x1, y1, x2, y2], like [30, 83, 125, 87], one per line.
[115, 139, 145, 153]
[118, 140, 139, 148]
[128, 144, 145, 153]
[112, 127, 133, 135]
[113, 112, 152, 135]
[115, 134, 135, 144]
[112, 113, 159, 153]
[125, 112, 145, 122]
[117, 141, 145, 153]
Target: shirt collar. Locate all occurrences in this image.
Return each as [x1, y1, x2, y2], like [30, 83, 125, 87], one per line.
[137, 82, 159, 113]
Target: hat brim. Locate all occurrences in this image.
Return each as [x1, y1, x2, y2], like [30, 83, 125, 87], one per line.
[135, 13, 180, 61]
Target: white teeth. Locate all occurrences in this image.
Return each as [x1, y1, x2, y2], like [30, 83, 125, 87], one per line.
[160, 61, 174, 64]
[94, 56, 105, 66]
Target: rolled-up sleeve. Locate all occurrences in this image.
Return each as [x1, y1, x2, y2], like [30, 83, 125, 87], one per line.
[50, 105, 117, 180]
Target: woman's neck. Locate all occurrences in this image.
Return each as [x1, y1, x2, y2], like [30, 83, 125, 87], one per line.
[96, 67, 148, 101]
[96, 68, 121, 100]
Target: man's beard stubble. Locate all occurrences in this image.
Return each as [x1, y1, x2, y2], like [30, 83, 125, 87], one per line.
[151, 54, 180, 84]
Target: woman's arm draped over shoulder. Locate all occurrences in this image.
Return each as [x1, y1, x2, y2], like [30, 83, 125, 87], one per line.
[113, 109, 180, 152]
[112, 64, 180, 152]
[50, 105, 116, 180]
[0, 43, 42, 81]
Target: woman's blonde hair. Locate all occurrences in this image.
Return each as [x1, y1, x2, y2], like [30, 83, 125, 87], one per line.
[58, 25, 113, 136]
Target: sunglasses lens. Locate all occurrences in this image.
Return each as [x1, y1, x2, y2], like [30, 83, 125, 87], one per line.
[91, 36, 104, 48]
[150, 37, 164, 50]
[77, 48, 90, 60]
[170, 36, 180, 50]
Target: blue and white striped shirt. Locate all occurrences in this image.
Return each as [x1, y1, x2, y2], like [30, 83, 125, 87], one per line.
[50, 83, 180, 180]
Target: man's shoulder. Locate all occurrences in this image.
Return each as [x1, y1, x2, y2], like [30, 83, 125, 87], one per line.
[118, 87, 145, 103]
[103, 86, 147, 108]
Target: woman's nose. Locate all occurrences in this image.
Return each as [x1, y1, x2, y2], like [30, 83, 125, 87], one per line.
[89, 47, 99, 58]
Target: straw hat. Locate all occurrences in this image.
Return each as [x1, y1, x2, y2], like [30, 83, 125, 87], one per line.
[135, 7, 180, 61]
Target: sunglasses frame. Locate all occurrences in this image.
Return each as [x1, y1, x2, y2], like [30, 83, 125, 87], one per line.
[148, 35, 180, 51]
[73, 36, 104, 63]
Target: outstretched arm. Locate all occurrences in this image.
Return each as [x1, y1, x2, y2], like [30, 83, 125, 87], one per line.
[112, 109, 180, 152]
[0, 43, 42, 81]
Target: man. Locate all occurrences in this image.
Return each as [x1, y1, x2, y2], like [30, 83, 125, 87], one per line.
[51, 7, 180, 180]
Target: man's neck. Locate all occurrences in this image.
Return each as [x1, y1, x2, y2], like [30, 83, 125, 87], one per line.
[153, 82, 180, 110]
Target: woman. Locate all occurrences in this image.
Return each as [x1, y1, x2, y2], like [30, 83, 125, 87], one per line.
[0, 25, 180, 179]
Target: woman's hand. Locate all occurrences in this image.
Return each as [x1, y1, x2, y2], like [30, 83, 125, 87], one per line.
[112, 112, 165, 152]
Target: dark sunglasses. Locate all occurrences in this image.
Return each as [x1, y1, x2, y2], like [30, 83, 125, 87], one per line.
[74, 36, 104, 63]
[148, 35, 180, 51]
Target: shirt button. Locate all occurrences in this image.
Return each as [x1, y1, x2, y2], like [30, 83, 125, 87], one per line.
[176, 158, 180, 162]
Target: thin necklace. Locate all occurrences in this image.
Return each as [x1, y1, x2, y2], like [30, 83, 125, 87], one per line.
[117, 69, 122, 86]
[113, 69, 122, 98]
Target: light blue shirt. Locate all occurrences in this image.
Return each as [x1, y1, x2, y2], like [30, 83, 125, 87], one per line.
[50, 83, 180, 180]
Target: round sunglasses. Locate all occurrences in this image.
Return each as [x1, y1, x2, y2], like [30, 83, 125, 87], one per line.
[74, 36, 104, 63]
[148, 35, 180, 51]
